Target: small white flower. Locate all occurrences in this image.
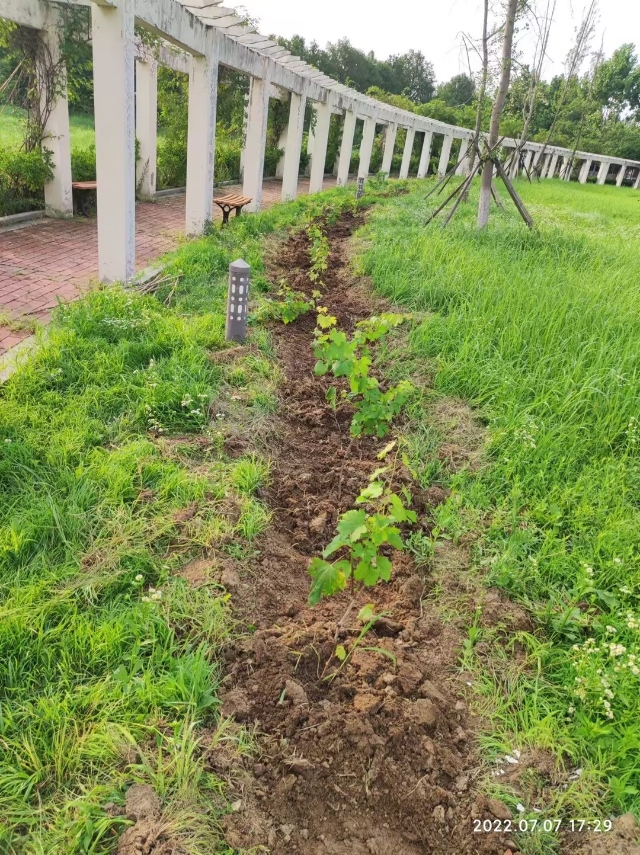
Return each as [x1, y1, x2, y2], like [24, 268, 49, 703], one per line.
[135, 574, 144, 582]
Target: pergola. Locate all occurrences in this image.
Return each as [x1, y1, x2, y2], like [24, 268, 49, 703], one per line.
[2, 0, 639, 284]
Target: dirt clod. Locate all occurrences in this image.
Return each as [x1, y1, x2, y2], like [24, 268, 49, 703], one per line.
[124, 785, 161, 822]
[486, 798, 512, 821]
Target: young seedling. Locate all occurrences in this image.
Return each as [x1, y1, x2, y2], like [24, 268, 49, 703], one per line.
[313, 311, 413, 437]
[308, 444, 417, 605]
[323, 603, 398, 680]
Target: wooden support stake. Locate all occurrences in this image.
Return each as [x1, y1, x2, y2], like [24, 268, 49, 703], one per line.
[492, 156, 534, 229]
[441, 162, 482, 227]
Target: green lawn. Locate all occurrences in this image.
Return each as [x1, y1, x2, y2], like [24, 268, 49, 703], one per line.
[0, 191, 353, 854]
[2, 173, 640, 852]
[0, 104, 96, 150]
[361, 179, 640, 828]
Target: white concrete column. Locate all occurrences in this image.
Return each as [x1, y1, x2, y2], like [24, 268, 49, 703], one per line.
[91, 0, 135, 283]
[523, 149, 533, 175]
[597, 161, 609, 185]
[634, 171, 640, 190]
[185, 54, 218, 234]
[280, 89, 307, 201]
[547, 153, 559, 178]
[417, 130, 433, 179]
[505, 147, 517, 179]
[616, 165, 626, 187]
[532, 149, 542, 174]
[560, 156, 571, 180]
[242, 69, 271, 212]
[358, 116, 376, 179]
[309, 100, 332, 194]
[399, 127, 416, 179]
[578, 158, 592, 184]
[135, 57, 157, 200]
[381, 122, 397, 175]
[455, 137, 470, 176]
[437, 134, 453, 178]
[336, 110, 357, 186]
[40, 9, 73, 218]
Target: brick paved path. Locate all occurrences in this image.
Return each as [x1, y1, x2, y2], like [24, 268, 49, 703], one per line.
[0, 177, 335, 355]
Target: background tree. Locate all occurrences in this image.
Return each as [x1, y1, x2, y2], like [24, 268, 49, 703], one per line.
[437, 73, 476, 106]
[478, 0, 519, 228]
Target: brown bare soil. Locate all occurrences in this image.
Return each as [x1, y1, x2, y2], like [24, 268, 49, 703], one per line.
[207, 209, 520, 855]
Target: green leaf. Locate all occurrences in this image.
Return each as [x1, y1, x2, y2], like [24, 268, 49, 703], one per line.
[358, 603, 376, 623]
[377, 440, 397, 460]
[376, 555, 392, 581]
[357, 481, 384, 502]
[323, 533, 350, 557]
[335, 644, 347, 662]
[369, 466, 389, 481]
[337, 509, 368, 541]
[308, 558, 347, 605]
[354, 559, 379, 585]
[386, 530, 405, 550]
[317, 313, 337, 329]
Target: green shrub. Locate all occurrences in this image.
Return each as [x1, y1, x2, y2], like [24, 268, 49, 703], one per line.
[0, 146, 53, 216]
[70, 144, 96, 181]
[264, 145, 283, 178]
[157, 132, 187, 189]
[215, 141, 241, 183]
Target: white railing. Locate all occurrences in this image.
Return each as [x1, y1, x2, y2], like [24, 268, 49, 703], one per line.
[2, 0, 639, 282]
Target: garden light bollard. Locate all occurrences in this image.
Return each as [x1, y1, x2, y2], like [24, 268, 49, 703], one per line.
[226, 259, 250, 342]
[356, 176, 365, 199]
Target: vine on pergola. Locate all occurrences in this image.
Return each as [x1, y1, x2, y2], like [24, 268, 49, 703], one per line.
[0, 9, 91, 152]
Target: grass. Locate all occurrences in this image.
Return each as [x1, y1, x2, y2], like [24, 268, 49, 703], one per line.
[0, 186, 364, 854]
[3, 170, 638, 850]
[359, 178, 640, 829]
[0, 104, 96, 150]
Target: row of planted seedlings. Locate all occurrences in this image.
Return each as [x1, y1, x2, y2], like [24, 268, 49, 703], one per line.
[266, 196, 421, 677]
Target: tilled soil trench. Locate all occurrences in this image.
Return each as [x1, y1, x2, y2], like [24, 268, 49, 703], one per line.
[216, 209, 513, 855]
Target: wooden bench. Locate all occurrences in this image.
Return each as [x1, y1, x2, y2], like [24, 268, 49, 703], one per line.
[213, 192, 252, 225]
[72, 180, 97, 216]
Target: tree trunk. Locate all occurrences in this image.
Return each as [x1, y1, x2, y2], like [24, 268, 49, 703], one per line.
[477, 0, 519, 229]
[462, 0, 489, 203]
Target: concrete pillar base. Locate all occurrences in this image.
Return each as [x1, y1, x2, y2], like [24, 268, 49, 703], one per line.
[41, 8, 73, 218]
[399, 127, 416, 179]
[417, 131, 433, 179]
[438, 134, 453, 178]
[136, 57, 158, 200]
[281, 89, 306, 201]
[358, 117, 376, 179]
[381, 122, 397, 175]
[337, 111, 357, 186]
[242, 72, 271, 212]
[91, 0, 136, 283]
[186, 54, 218, 234]
[309, 100, 332, 194]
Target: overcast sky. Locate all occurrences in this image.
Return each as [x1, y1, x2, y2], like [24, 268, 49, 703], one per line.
[236, 0, 640, 84]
